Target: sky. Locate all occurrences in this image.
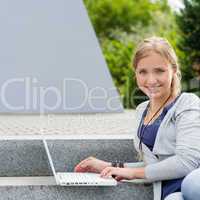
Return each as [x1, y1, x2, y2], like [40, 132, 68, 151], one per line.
[168, 0, 185, 11]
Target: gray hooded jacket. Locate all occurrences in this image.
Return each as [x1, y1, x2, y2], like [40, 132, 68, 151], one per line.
[133, 92, 200, 200]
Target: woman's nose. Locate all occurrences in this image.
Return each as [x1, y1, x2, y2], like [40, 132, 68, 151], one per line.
[146, 74, 157, 85]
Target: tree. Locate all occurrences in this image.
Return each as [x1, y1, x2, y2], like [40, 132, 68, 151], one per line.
[84, 0, 155, 39]
[84, 0, 181, 108]
[176, 0, 200, 95]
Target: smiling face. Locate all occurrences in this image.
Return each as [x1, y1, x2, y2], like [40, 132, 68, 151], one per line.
[135, 52, 175, 100]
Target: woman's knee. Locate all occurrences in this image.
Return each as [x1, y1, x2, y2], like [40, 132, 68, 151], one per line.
[181, 169, 200, 200]
[164, 192, 183, 200]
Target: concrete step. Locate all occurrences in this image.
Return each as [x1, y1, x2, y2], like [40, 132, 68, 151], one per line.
[0, 139, 153, 200]
[0, 139, 138, 176]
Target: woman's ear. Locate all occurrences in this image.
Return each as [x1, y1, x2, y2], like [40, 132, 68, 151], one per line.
[172, 66, 177, 74]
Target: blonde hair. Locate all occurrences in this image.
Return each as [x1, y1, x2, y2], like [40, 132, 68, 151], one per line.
[133, 36, 182, 97]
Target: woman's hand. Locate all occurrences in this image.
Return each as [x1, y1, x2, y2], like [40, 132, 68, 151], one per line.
[100, 167, 136, 180]
[74, 157, 111, 173]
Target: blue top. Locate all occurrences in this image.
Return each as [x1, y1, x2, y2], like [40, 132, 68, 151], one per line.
[138, 95, 184, 200]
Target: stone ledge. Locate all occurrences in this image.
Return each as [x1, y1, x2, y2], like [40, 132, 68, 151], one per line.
[0, 181, 153, 200]
[0, 176, 56, 186]
[0, 176, 151, 186]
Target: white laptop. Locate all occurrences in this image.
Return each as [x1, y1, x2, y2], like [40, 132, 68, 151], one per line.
[42, 140, 117, 186]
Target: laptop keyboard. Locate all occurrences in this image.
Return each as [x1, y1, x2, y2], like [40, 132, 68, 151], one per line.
[56, 172, 117, 186]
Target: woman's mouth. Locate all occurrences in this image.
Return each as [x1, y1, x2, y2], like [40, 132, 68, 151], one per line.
[147, 86, 161, 93]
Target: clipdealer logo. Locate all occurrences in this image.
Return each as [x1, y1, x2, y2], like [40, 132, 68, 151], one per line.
[0, 77, 122, 113]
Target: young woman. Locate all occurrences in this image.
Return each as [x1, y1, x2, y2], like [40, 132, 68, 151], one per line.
[74, 37, 200, 200]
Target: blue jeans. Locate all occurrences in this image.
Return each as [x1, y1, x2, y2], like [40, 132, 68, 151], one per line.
[181, 168, 200, 200]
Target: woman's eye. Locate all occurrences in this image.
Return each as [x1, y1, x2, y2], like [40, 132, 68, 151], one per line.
[139, 70, 147, 74]
[156, 69, 165, 73]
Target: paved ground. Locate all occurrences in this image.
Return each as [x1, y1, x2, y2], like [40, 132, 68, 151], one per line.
[0, 110, 136, 136]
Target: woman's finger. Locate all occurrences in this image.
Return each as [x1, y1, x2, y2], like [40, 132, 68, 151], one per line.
[78, 157, 91, 167]
[74, 158, 91, 172]
[74, 164, 91, 172]
[100, 168, 108, 177]
[115, 176, 123, 181]
[101, 167, 113, 177]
